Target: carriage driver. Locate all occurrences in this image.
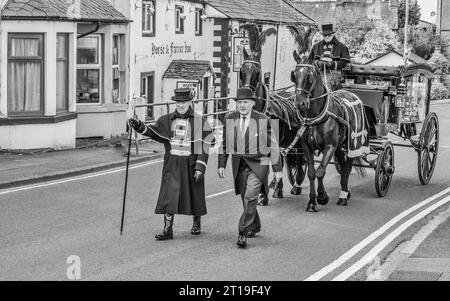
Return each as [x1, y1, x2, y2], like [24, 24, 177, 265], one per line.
[128, 88, 214, 240]
[308, 24, 351, 91]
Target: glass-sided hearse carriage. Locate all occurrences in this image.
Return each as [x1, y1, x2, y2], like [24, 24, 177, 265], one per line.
[341, 63, 439, 197]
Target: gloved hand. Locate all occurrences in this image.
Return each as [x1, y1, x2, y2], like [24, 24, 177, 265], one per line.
[194, 170, 204, 183]
[315, 60, 325, 69]
[128, 118, 142, 131]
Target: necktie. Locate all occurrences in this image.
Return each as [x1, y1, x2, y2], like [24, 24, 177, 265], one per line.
[240, 116, 247, 138]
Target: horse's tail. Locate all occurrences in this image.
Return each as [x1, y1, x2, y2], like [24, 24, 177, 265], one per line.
[354, 157, 367, 178]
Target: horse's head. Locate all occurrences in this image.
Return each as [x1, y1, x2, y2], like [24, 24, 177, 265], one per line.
[291, 50, 319, 111]
[239, 48, 262, 92]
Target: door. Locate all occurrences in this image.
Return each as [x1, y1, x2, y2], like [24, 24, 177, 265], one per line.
[141, 72, 155, 120]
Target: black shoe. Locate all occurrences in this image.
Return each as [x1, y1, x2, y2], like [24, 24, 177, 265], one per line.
[236, 233, 247, 248]
[191, 216, 201, 235]
[155, 214, 174, 240]
[247, 227, 261, 238]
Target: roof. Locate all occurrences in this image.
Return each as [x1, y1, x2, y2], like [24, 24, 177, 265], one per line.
[294, 0, 398, 29]
[206, 0, 315, 25]
[163, 60, 214, 81]
[365, 49, 428, 65]
[1, 0, 130, 23]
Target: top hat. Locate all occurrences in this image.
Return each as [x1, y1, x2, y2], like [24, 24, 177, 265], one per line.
[235, 88, 256, 101]
[171, 88, 194, 102]
[321, 24, 335, 35]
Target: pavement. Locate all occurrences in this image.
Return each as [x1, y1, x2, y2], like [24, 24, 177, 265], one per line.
[0, 137, 165, 190]
[0, 102, 449, 281]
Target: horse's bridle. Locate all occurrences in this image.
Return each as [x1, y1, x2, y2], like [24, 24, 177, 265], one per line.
[241, 60, 262, 92]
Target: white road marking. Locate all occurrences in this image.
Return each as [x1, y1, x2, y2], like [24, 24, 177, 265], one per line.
[304, 187, 450, 281]
[333, 195, 450, 281]
[0, 160, 164, 196]
[206, 189, 234, 199]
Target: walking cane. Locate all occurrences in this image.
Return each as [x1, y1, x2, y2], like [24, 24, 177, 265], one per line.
[121, 97, 137, 235]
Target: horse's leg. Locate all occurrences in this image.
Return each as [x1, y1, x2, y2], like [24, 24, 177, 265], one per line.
[316, 145, 337, 206]
[335, 148, 353, 206]
[302, 142, 318, 212]
[272, 154, 284, 199]
[291, 153, 304, 196]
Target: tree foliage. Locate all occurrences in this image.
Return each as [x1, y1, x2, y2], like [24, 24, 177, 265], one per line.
[335, 19, 398, 64]
[398, 0, 422, 29]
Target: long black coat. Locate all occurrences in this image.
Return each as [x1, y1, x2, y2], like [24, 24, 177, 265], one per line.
[309, 37, 351, 70]
[137, 108, 214, 216]
[218, 110, 282, 195]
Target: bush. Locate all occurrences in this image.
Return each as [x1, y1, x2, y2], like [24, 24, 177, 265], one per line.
[431, 82, 449, 100]
[428, 51, 450, 75]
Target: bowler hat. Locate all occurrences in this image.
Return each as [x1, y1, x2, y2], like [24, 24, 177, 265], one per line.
[171, 88, 194, 102]
[321, 24, 335, 35]
[235, 88, 256, 101]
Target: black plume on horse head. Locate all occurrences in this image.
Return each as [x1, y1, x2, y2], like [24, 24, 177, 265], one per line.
[240, 23, 277, 61]
[288, 25, 317, 64]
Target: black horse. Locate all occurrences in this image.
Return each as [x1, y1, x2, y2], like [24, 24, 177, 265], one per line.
[291, 53, 367, 212]
[240, 52, 305, 203]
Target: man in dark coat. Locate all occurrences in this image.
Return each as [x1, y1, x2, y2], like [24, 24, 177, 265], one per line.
[129, 88, 214, 240]
[309, 24, 351, 91]
[218, 88, 283, 248]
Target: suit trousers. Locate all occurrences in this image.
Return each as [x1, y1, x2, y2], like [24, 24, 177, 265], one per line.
[237, 163, 262, 235]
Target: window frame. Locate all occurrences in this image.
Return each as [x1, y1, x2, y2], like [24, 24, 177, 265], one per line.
[142, 0, 156, 37]
[195, 8, 203, 36]
[7, 33, 45, 116]
[112, 34, 120, 104]
[56, 33, 69, 113]
[76, 34, 102, 105]
[175, 5, 184, 34]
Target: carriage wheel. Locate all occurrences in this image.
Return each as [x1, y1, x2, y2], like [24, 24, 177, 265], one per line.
[375, 142, 395, 197]
[285, 153, 307, 187]
[418, 113, 439, 185]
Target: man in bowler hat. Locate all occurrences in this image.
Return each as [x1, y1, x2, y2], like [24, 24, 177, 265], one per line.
[218, 88, 283, 248]
[309, 24, 351, 90]
[129, 88, 214, 240]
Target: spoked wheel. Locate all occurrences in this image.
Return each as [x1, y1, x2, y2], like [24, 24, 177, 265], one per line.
[418, 112, 439, 185]
[375, 142, 395, 197]
[285, 153, 307, 187]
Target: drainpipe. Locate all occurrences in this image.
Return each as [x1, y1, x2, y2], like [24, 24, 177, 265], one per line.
[273, 23, 280, 91]
[77, 21, 101, 39]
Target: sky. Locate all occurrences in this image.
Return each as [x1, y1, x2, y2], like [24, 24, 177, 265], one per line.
[417, 0, 438, 23]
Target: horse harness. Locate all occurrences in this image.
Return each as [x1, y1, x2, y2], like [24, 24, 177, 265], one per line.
[294, 64, 349, 129]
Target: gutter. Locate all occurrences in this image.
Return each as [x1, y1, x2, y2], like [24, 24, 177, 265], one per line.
[77, 21, 100, 39]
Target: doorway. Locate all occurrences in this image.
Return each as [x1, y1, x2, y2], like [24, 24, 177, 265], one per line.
[141, 72, 155, 120]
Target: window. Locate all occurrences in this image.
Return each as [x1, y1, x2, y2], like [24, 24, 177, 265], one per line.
[76, 35, 101, 104]
[7, 33, 44, 115]
[142, 0, 155, 36]
[56, 34, 69, 112]
[195, 8, 203, 36]
[112, 35, 120, 103]
[175, 5, 184, 34]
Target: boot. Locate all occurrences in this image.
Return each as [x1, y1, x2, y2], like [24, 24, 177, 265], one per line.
[155, 213, 174, 240]
[191, 216, 201, 235]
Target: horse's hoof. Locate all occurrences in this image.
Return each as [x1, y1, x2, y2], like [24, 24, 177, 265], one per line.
[317, 193, 329, 206]
[306, 203, 319, 213]
[272, 189, 283, 199]
[258, 195, 269, 206]
[291, 186, 302, 196]
[337, 198, 348, 206]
